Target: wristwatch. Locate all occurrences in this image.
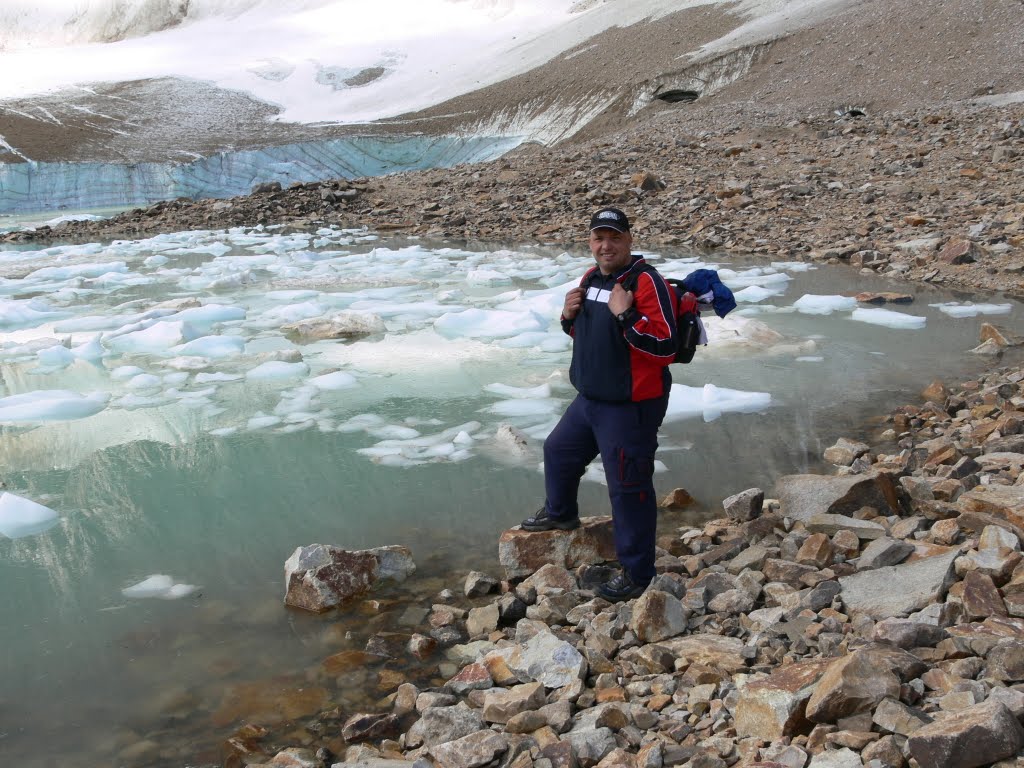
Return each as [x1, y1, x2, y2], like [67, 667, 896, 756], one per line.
[615, 308, 636, 327]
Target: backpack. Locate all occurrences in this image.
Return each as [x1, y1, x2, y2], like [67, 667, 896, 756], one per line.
[619, 264, 736, 364]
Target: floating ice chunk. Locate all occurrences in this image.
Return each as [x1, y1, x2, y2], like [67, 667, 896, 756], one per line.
[171, 305, 246, 331]
[368, 425, 421, 440]
[664, 383, 772, 424]
[171, 335, 246, 359]
[25, 261, 128, 282]
[434, 308, 548, 339]
[143, 255, 169, 267]
[106, 321, 199, 354]
[71, 336, 105, 362]
[0, 390, 109, 422]
[796, 356, 825, 362]
[110, 365, 146, 380]
[246, 361, 310, 380]
[310, 370, 358, 390]
[484, 382, 552, 399]
[718, 268, 792, 289]
[262, 301, 326, 323]
[209, 427, 238, 437]
[127, 374, 162, 389]
[850, 308, 926, 329]
[0, 298, 69, 330]
[162, 372, 190, 386]
[195, 371, 243, 383]
[928, 302, 1013, 318]
[770, 261, 815, 272]
[0, 492, 60, 539]
[121, 574, 198, 599]
[247, 414, 282, 430]
[466, 269, 512, 286]
[337, 413, 386, 432]
[793, 295, 858, 315]
[486, 397, 563, 417]
[734, 285, 784, 303]
[36, 344, 75, 370]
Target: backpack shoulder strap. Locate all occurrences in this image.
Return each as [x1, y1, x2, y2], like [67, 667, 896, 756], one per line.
[621, 262, 659, 293]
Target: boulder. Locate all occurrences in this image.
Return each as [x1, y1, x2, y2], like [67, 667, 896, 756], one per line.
[282, 311, 386, 341]
[805, 647, 902, 723]
[907, 700, 1024, 768]
[722, 487, 764, 522]
[805, 513, 887, 540]
[481, 682, 547, 724]
[658, 634, 747, 673]
[500, 630, 587, 689]
[734, 659, 831, 739]
[775, 471, 900, 522]
[823, 438, 870, 466]
[283, 544, 415, 612]
[498, 517, 616, 579]
[838, 548, 959, 619]
[406, 703, 485, 748]
[341, 712, 401, 742]
[430, 730, 508, 768]
[630, 589, 690, 643]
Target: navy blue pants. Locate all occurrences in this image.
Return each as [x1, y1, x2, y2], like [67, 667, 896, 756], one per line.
[543, 393, 669, 584]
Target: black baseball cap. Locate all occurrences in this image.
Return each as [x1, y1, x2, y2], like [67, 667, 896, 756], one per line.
[589, 207, 630, 233]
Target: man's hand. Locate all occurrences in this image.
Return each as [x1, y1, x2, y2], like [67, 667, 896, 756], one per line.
[562, 286, 584, 320]
[608, 283, 633, 317]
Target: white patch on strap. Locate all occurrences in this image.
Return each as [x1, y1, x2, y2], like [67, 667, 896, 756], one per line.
[586, 287, 611, 303]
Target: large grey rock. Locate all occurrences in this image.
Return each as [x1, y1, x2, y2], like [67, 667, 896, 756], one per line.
[839, 548, 959, 619]
[722, 487, 764, 522]
[498, 517, 616, 579]
[283, 543, 415, 612]
[429, 730, 508, 768]
[775, 471, 900, 522]
[907, 700, 1024, 768]
[630, 589, 690, 643]
[501, 631, 587, 689]
[406, 702, 485, 748]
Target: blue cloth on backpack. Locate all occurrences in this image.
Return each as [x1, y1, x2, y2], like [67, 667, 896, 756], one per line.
[681, 269, 737, 318]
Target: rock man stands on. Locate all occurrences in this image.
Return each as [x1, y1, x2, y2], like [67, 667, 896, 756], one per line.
[521, 207, 679, 601]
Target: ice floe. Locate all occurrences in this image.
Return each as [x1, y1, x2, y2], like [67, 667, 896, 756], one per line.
[851, 308, 927, 329]
[0, 492, 60, 539]
[121, 575, 198, 599]
[929, 302, 1013, 318]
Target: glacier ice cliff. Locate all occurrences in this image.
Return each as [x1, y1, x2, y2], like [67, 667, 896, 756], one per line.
[0, 133, 523, 214]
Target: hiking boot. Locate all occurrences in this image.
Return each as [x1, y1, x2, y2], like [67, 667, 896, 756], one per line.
[597, 572, 649, 602]
[520, 507, 580, 532]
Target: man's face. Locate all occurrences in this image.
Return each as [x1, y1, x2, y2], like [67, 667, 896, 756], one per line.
[589, 227, 633, 275]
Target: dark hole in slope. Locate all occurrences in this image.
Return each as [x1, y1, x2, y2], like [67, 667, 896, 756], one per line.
[656, 90, 700, 104]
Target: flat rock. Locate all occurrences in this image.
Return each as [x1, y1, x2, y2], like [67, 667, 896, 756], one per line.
[498, 517, 616, 579]
[657, 634, 747, 673]
[958, 485, 1024, 542]
[734, 659, 831, 739]
[775, 471, 900, 522]
[907, 700, 1024, 768]
[839, 548, 959, 619]
[806, 513, 887, 540]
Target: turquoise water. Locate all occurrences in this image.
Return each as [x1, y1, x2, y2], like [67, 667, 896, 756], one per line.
[0, 230, 1021, 766]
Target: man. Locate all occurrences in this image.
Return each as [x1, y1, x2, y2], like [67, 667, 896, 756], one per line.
[521, 207, 678, 601]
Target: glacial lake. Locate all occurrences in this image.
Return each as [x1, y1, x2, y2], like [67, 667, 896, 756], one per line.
[0, 225, 1021, 766]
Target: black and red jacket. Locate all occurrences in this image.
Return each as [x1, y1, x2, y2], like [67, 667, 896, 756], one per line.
[561, 255, 678, 402]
